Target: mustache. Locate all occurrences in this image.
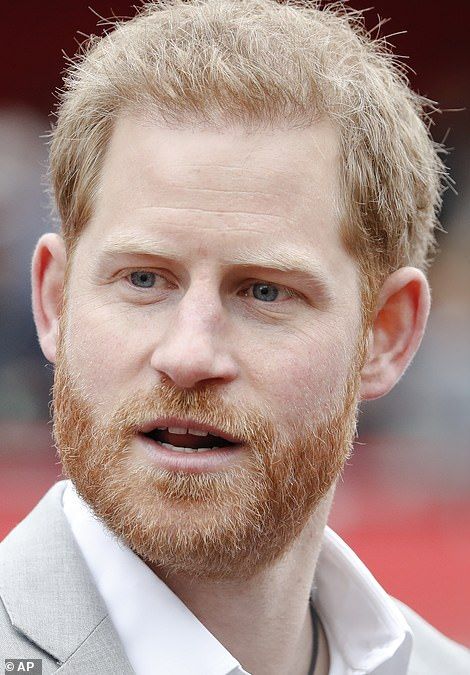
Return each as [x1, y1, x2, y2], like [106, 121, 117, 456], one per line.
[94, 380, 278, 446]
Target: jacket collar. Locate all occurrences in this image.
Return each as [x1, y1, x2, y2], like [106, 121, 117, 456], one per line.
[0, 480, 132, 672]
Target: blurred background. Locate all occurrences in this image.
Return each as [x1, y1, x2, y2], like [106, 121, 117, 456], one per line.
[1, 0, 469, 647]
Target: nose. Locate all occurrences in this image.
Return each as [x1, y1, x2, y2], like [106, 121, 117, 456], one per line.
[150, 291, 240, 389]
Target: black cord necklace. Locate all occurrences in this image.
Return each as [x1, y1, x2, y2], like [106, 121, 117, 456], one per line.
[307, 597, 319, 675]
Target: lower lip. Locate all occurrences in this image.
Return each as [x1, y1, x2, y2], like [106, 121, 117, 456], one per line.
[137, 433, 246, 473]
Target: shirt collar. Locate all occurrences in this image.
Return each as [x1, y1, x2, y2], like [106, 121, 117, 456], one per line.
[316, 527, 412, 673]
[63, 480, 412, 675]
[62, 481, 249, 675]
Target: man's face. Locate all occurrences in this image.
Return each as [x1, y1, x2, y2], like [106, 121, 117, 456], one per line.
[53, 116, 365, 580]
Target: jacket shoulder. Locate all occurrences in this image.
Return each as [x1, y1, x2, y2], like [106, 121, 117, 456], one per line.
[395, 599, 470, 675]
[0, 482, 70, 670]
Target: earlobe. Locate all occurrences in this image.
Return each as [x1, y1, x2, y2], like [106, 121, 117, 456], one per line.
[31, 233, 67, 364]
[359, 267, 431, 401]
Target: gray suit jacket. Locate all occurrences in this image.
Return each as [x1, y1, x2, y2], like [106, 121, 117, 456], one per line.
[1, 481, 469, 674]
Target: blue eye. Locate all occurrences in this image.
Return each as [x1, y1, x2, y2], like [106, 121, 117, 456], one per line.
[252, 283, 279, 302]
[130, 271, 156, 288]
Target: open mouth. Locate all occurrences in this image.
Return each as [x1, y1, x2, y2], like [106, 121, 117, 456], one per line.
[141, 425, 239, 454]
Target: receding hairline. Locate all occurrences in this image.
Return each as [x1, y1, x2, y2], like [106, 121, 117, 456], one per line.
[80, 108, 343, 240]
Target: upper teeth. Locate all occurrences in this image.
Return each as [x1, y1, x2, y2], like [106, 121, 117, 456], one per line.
[160, 442, 217, 453]
[158, 426, 209, 437]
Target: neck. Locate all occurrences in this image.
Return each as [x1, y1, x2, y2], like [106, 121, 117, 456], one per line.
[152, 488, 335, 675]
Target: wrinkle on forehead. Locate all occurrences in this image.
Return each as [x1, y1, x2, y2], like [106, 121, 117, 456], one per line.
[85, 114, 350, 284]
[97, 113, 341, 200]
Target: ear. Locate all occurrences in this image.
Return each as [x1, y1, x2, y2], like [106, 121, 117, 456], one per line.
[359, 267, 431, 400]
[31, 233, 67, 364]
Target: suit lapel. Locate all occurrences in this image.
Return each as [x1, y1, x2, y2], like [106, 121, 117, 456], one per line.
[55, 614, 133, 673]
[0, 481, 133, 673]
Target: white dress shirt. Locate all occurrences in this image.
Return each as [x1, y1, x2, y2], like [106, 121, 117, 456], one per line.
[62, 480, 413, 674]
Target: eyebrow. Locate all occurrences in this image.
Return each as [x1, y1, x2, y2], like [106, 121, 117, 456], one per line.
[99, 235, 335, 301]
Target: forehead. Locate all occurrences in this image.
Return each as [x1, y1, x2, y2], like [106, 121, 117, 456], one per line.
[78, 115, 351, 286]
[102, 113, 338, 187]
[96, 114, 340, 216]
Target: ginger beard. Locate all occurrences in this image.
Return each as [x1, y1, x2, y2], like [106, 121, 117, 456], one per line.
[53, 313, 366, 581]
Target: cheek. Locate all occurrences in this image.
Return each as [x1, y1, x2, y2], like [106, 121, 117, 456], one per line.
[62, 301, 152, 405]
[255, 333, 354, 419]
